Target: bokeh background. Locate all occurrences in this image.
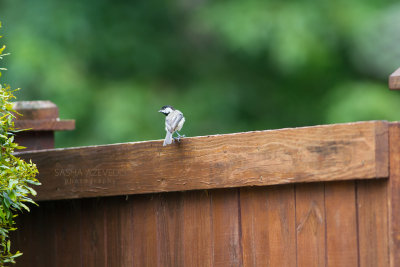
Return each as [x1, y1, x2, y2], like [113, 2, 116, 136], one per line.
[1, 0, 400, 148]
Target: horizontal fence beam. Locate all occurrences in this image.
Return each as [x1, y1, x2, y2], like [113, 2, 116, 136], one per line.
[17, 121, 389, 201]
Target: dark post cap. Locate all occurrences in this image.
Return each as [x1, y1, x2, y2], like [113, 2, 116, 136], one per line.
[13, 100, 75, 131]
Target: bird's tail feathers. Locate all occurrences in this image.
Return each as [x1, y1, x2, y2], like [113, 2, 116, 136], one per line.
[163, 131, 173, 146]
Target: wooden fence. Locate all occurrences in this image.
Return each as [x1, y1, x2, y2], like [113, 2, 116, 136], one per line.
[9, 70, 400, 266]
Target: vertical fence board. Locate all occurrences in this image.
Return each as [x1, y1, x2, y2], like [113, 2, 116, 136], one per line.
[211, 189, 242, 267]
[183, 191, 213, 267]
[132, 194, 158, 266]
[357, 180, 389, 267]
[240, 187, 270, 266]
[295, 183, 326, 267]
[389, 123, 400, 267]
[54, 200, 82, 267]
[14, 202, 56, 267]
[325, 181, 358, 266]
[265, 185, 296, 267]
[105, 197, 135, 266]
[119, 197, 135, 266]
[80, 198, 106, 267]
[156, 193, 184, 267]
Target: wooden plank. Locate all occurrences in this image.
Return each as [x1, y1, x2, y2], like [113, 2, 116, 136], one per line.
[14, 119, 75, 131]
[132, 194, 158, 266]
[211, 189, 242, 266]
[295, 183, 326, 267]
[240, 187, 270, 266]
[357, 179, 389, 267]
[104, 196, 135, 266]
[182, 191, 213, 267]
[156, 192, 184, 266]
[389, 122, 400, 267]
[325, 181, 358, 266]
[15, 131, 55, 151]
[80, 198, 106, 267]
[265, 185, 296, 266]
[389, 68, 400, 90]
[240, 185, 296, 266]
[53, 200, 82, 267]
[13, 100, 59, 120]
[17, 121, 389, 201]
[13, 202, 56, 267]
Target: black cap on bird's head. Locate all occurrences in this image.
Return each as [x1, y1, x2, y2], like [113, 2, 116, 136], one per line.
[158, 105, 175, 116]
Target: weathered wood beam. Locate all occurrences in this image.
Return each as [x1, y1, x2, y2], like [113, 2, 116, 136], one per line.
[389, 68, 400, 90]
[17, 121, 389, 201]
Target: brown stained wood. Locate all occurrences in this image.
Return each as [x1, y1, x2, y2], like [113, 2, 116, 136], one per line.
[264, 185, 296, 266]
[357, 179, 389, 267]
[80, 198, 106, 267]
[13, 202, 56, 267]
[104, 197, 134, 266]
[389, 68, 400, 90]
[182, 191, 213, 267]
[389, 123, 400, 267]
[156, 193, 184, 266]
[13, 101, 59, 120]
[14, 119, 75, 131]
[15, 131, 55, 151]
[18, 121, 389, 201]
[240, 187, 270, 266]
[240, 185, 296, 266]
[325, 181, 358, 266]
[211, 189, 243, 267]
[295, 183, 326, 267]
[53, 200, 82, 267]
[132, 194, 158, 266]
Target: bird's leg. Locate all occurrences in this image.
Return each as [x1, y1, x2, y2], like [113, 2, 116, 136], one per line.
[174, 132, 185, 142]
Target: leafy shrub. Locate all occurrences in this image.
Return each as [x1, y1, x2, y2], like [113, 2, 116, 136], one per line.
[0, 22, 40, 266]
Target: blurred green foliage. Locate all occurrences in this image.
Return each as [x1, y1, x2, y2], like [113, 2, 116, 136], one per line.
[0, 22, 40, 265]
[1, 0, 399, 147]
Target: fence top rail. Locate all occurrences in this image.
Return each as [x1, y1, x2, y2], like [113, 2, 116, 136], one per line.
[17, 120, 389, 201]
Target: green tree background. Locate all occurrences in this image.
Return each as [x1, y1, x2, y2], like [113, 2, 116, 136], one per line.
[1, 0, 400, 147]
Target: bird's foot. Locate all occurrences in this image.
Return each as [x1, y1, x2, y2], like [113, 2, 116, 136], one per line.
[174, 132, 186, 143]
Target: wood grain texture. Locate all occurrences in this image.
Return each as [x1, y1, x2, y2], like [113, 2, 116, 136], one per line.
[240, 185, 296, 266]
[240, 187, 271, 266]
[295, 183, 326, 267]
[132, 194, 158, 266]
[13, 100, 59, 120]
[53, 200, 82, 267]
[357, 179, 389, 267]
[15, 131, 55, 151]
[389, 123, 400, 267]
[264, 185, 296, 266]
[325, 181, 359, 266]
[13, 202, 56, 267]
[104, 197, 135, 266]
[14, 119, 75, 131]
[156, 193, 184, 266]
[182, 191, 213, 267]
[389, 68, 400, 90]
[80, 198, 106, 267]
[211, 189, 243, 267]
[17, 121, 389, 201]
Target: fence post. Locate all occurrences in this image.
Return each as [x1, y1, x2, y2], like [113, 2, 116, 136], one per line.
[389, 68, 400, 90]
[13, 101, 75, 151]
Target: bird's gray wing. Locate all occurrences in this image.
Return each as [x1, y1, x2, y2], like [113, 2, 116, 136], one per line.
[166, 111, 183, 132]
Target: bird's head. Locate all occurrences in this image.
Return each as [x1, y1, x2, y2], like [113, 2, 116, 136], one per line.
[158, 105, 175, 116]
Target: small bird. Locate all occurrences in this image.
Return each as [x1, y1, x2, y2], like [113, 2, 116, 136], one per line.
[158, 105, 185, 146]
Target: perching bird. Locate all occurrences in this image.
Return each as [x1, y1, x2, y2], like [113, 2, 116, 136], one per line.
[158, 105, 185, 146]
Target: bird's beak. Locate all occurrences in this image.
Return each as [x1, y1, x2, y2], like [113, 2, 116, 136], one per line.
[158, 110, 162, 113]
